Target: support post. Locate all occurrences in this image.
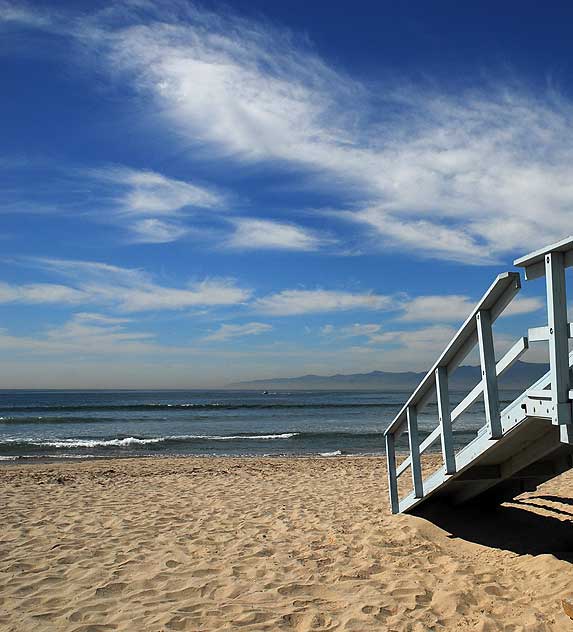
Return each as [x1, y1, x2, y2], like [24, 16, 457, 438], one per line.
[476, 310, 502, 439]
[545, 252, 571, 425]
[385, 433, 399, 514]
[435, 366, 456, 474]
[407, 406, 423, 498]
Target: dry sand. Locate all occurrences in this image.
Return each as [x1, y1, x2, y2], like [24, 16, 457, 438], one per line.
[1, 456, 573, 631]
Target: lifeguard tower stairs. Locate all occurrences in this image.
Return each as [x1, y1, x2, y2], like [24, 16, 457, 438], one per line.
[385, 237, 573, 514]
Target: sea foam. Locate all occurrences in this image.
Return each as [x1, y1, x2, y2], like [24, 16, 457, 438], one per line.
[22, 432, 300, 449]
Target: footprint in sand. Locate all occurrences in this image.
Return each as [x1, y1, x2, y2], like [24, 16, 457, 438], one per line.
[94, 582, 128, 598]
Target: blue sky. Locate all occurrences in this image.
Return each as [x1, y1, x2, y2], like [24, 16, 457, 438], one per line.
[0, 0, 571, 388]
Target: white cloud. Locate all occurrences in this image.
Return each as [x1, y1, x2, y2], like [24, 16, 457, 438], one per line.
[77, 6, 573, 263]
[73, 312, 131, 325]
[399, 294, 544, 323]
[0, 161, 225, 245]
[502, 296, 545, 317]
[129, 218, 188, 243]
[0, 282, 87, 304]
[4, 3, 573, 264]
[321, 323, 381, 338]
[203, 322, 272, 342]
[0, 312, 158, 356]
[45, 312, 154, 350]
[0, 2, 56, 29]
[93, 166, 222, 215]
[89, 166, 224, 244]
[255, 289, 396, 316]
[399, 295, 475, 323]
[227, 218, 322, 251]
[367, 325, 458, 353]
[2, 258, 251, 312]
[346, 210, 491, 264]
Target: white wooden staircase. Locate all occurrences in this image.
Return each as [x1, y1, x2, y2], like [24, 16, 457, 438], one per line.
[385, 237, 573, 514]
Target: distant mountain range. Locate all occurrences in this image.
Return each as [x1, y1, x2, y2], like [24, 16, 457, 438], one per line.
[227, 361, 548, 391]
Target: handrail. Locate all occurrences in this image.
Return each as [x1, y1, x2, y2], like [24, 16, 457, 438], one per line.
[386, 236, 573, 514]
[394, 336, 529, 478]
[384, 272, 521, 437]
[514, 235, 573, 280]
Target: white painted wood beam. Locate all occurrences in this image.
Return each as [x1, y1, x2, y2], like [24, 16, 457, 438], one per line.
[435, 366, 456, 474]
[385, 272, 521, 436]
[385, 433, 399, 514]
[396, 336, 529, 477]
[545, 251, 572, 425]
[476, 310, 502, 439]
[407, 406, 423, 498]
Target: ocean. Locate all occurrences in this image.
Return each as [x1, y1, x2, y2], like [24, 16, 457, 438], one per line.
[0, 389, 520, 462]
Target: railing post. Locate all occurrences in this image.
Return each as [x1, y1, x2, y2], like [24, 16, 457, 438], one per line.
[476, 310, 502, 439]
[385, 433, 399, 514]
[407, 406, 423, 498]
[545, 252, 571, 425]
[435, 366, 456, 474]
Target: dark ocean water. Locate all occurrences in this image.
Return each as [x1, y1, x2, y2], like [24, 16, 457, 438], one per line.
[0, 390, 521, 461]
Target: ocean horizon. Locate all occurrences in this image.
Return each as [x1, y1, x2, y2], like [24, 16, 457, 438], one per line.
[0, 388, 520, 462]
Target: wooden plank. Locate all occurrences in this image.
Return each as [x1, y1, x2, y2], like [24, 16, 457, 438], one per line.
[546, 252, 572, 425]
[448, 278, 522, 377]
[395, 457, 410, 478]
[561, 424, 573, 445]
[451, 336, 528, 423]
[451, 420, 561, 506]
[492, 335, 529, 374]
[455, 465, 501, 481]
[528, 326, 549, 342]
[514, 235, 573, 267]
[397, 351, 573, 514]
[514, 237, 573, 280]
[500, 361, 556, 429]
[397, 337, 529, 477]
[385, 272, 521, 436]
[407, 406, 423, 498]
[476, 309, 502, 439]
[385, 434, 399, 514]
[522, 259, 546, 281]
[512, 460, 560, 478]
[500, 427, 564, 479]
[435, 366, 456, 474]
[418, 427, 442, 456]
[527, 389, 552, 400]
[523, 250, 573, 281]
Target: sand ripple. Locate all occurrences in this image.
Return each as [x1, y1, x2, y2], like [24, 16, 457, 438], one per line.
[1, 456, 573, 630]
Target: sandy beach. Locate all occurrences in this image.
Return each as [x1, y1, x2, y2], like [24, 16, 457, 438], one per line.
[1, 456, 573, 631]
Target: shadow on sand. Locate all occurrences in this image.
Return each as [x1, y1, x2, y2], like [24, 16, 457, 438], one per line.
[415, 496, 573, 562]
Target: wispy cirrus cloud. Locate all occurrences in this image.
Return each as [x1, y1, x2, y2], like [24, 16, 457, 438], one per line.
[3, 2, 573, 263]
[203, 321, 272, 342]
[91, 166, 223, 215]
[255, 289, 396, 316]
[0, 161, 225, 244]
[0, 312, 158, 355]
[0, 281, 87, 304]
[399, 294, 544, 323]
[226, 218, 324, 251]
[31, 3, 573, 263]
[129, 218, 189, 244]
[2, 257, 251, 312]
[320, 323, 381, 338]
[82, 166, 223, 244]
[45, 312, 155, 351]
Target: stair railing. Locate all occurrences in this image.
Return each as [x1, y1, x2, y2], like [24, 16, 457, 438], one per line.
[384, 272, 525, 514]
[514, 237, 573, 442]
[385, 236, 573, 514]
